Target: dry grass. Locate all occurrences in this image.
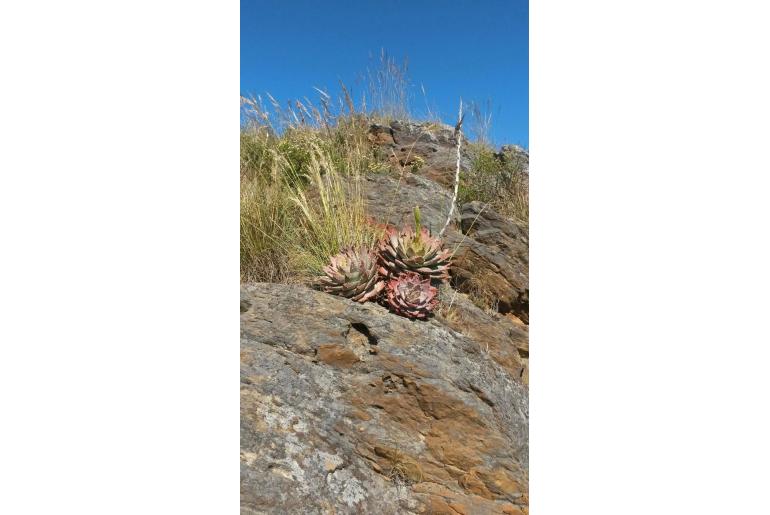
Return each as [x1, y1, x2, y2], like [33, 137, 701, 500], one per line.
[435, 283, 461, 324]
[240, 123, 383, 282]
[240, 80, 395, 283]
[288, 139, 381, 276]
[458, 142, 529, 225]
[468, 99, 495, 146]
[374, 445, 424, 486]
[363, 49, 412, 122]
[240, 175, 295, 283]
[463, 268, 503, 315]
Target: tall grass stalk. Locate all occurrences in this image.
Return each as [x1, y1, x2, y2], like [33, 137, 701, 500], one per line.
[288, 141, 380, 276]
[240, 173, 296, 283]
[364, 49, 412, 121]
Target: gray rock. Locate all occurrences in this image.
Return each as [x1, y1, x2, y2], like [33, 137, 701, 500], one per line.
[241, 283, 529, 514]
[363, 171, 460, 235]
[445, 202, 529, 322]
[368, 120, 473, 189]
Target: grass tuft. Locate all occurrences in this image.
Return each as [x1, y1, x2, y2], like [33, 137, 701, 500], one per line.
[240, 112, 384, 282]
[288, 139, 381, 276]
[458, 142, 529, 225]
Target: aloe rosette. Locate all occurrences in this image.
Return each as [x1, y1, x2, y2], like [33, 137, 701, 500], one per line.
[318, 246, 385, 302]
[385, 271, 439, 319]
[378, 209, 452, 282]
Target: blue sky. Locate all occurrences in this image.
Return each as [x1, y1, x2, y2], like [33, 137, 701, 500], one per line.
[241, 0, 528, 148]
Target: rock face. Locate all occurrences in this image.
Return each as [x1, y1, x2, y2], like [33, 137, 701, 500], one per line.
[366, 121, 529, 322]
[368, 121, 472, 188]
[363, 171, 529, 323]
[241, 119, 529, 513]
[241, 284, 529, 514]
[364, 171, 460, 235]
[367, 121, 529, 189]
[446, 202, 529, 323]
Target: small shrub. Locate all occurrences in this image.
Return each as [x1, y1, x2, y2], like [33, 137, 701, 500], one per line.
[410, 155, 425, 173]
[458, 142, 528, 225]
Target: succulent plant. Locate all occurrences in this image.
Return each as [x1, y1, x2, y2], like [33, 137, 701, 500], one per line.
[318, 246, 385, 302]
[379, 207, 452, 282]
[385, 272, 439, 319]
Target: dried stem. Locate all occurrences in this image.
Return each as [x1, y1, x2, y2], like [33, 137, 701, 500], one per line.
[439, 99, 463, 237]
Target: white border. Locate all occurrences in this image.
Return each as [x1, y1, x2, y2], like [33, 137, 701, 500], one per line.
[531, 0, 770, 513]
[0, 1, 239, 512]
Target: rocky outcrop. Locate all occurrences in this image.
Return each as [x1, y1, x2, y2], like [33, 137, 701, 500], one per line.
[435, 286, 529, 385]
[367, 121, 529, 190]
[446, 202, 529, 323]
[368, 121, 472, 188]
[363, 170, 529, 323]
[241, 118, 529, 513]
[365, 120, 529, 322]
[241, 284, 528, 514]
[364, 171, 459, 235]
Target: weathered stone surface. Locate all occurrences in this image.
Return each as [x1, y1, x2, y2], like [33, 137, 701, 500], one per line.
[241, 283, 528, 514]
[363, 171, 460, 235]
[435, 287, 529, 385]
[368, 121, 473, 188]
[242, 115, 529, 513]
[445, 202, 529, 323]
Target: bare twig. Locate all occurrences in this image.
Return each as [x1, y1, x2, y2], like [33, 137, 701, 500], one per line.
[439, 99, 463, 237]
